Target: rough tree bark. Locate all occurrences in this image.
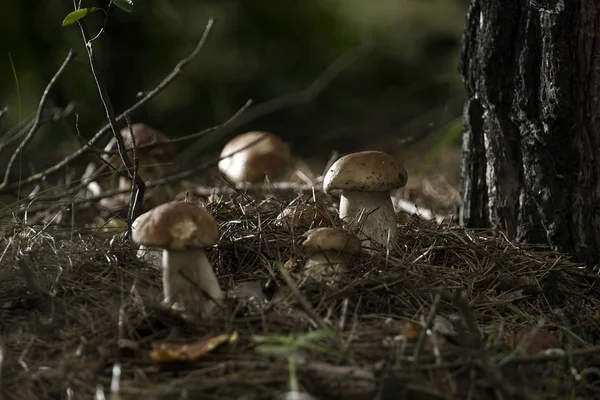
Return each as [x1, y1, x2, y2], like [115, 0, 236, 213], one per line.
[458, 0, 600, 266]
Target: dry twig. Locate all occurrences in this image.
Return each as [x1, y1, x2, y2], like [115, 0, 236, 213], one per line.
[0, 50, 74, 191]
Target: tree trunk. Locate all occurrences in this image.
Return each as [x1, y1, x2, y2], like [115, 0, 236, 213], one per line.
[458, 1, 600, 266]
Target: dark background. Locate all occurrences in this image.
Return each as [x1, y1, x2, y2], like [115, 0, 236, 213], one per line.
[0, 0, 469, 181]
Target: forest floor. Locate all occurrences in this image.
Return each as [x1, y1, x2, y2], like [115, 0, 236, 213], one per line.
[1, 147, 599, 400]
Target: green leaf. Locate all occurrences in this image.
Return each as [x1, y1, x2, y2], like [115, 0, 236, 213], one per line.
[299, 343, 336, 355]
[296, 329, 331, 345]
[62, 8, 101, 27]
[112, 0, 134, 13]
[252, 334, 291, 345]
[255, 344, 291, 357]
[251, 335, 272, 343]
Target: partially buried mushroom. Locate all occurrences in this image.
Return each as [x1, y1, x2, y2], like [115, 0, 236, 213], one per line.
[323, 151, 407, 249]
[132, 201, 223, 316]
[218, 131, 292, 184]
[99, 123, 176, 211]
[275, 204, 331, 230]
[301, 227, 361, 281]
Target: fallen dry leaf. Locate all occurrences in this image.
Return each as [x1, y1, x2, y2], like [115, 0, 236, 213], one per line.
[402, 321, 422, 340]
[506, 328, 560, 355]
[150, 331, 239, 364]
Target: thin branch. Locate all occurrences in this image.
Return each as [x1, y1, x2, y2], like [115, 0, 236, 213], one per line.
[107, 45, 365, 161]
[3, 130, 270, 218]
[0, 119, 35, 149]
[76, 7, 145, 220]
[1, 106, 72, 145]
[0, 50, 74, 190]
[0, 106, 74, 155]
[100, 99, 254, 157]
[1, 29, 363, 194]
[125, 116, 141, 233]
[144, 132, 269, 186]
[178, 45, 369, 163]
[72, 112, 123, 177]
[1, 29, 365, 215]
[0, 18, 216, 193]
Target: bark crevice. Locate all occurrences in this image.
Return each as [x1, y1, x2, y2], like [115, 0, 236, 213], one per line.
[459, 0, 600, 266]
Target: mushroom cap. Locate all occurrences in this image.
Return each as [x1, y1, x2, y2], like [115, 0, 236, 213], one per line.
[218, 131, 292, 183]
[132, 201, 219, 250]
[323, 151, 408, 193]
[301, 227, 361, 256]
[275, 204, 330, 229]
[507, 329, 560, 355]
[103, 123, 175, 165]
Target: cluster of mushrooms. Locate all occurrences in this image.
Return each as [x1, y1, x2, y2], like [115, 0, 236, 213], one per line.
[96, 124, 408, 317]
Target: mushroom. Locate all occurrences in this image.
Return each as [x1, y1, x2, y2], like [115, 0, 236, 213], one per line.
[323, 151, 407, 248]
[506, 328, 560, 355]
[218, 131, 292, 184]
[100, 123, 176, 211]
[301, 227, 361, 280]
[131, 201, 223, 316]
[275, 204, 331, 230]
[131, 213, 162, 270]
[103, 123, 175, 185]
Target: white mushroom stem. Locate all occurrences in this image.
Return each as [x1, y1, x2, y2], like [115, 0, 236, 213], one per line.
[136, 245, 162, 270]
[304, 251, 350, 279]
[162, 249, 224, 316]
[338, 191, 397, 248]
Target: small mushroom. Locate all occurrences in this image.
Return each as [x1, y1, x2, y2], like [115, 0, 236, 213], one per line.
[103, 123, 175, 185]
[132, 201, 223, 316]
[275, 204, 331, 230]
[506, 328, 560, 355]
[301, 227, 361, 280]
[218, 131, 292, 184]
[131, 213, 162, 270]
[323, 151, 407, 249]
[100, 123, 176, 211]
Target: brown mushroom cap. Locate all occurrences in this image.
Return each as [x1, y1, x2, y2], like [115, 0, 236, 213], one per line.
[275, 204, 330, 229]
[132, 201, 219, 250]
[506, 329, 560, 355]
[103, 123, 175, 166]
[301, 227, 362, 256]
[218, 131, 292, 183]
[323, 151, 408, 193]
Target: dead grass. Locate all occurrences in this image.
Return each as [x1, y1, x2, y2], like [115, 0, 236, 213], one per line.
[0, 181, 599, 400]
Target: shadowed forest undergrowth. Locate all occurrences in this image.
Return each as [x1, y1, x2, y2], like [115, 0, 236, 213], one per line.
[1, 3, 599, 399]
[1, 184, 598, 399]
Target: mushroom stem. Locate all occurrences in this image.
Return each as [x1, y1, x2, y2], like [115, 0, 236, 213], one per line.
[162, 249, 224, 316]
[339, 191, 397, 248]
[136, 245, 162, 270]
[304, 251, 349, 279]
